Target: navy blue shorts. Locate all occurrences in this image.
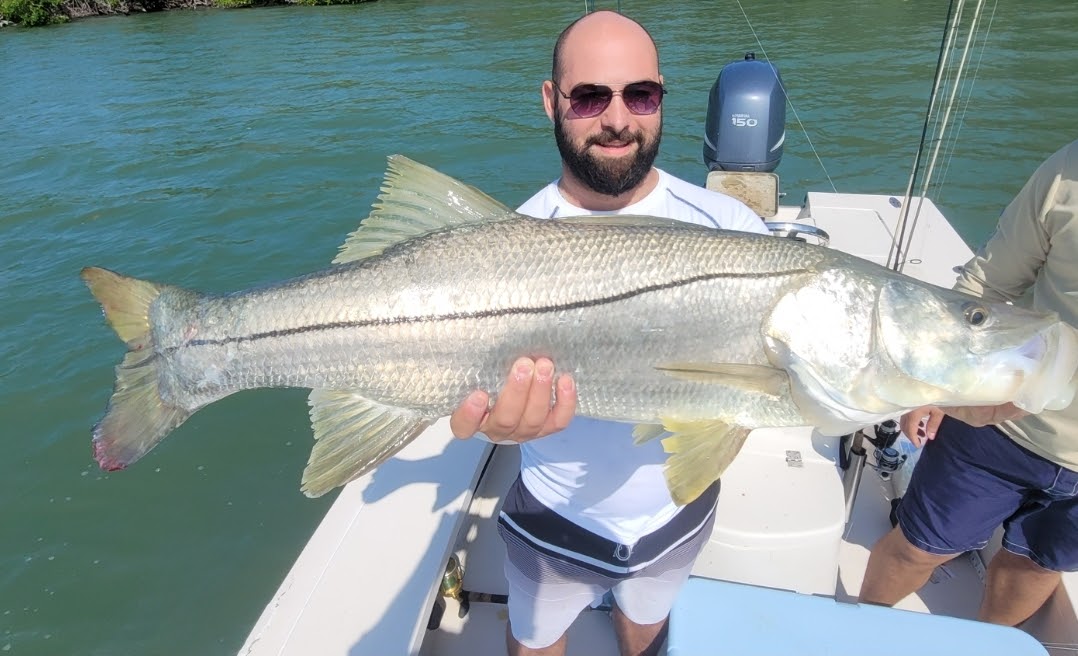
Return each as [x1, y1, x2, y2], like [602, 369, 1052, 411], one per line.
[897, 415, 1078, 572]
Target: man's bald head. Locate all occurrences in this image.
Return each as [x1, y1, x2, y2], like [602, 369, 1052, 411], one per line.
[551, 10, 659, 82]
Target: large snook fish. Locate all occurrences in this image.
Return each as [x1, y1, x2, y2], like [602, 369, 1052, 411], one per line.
[83, 156, 1078, 504]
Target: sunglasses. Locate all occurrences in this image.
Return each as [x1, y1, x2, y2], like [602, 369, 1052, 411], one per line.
[553, 80, 666, 118]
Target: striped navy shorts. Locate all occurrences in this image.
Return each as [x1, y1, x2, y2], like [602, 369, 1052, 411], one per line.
[497, 476, 720, 589]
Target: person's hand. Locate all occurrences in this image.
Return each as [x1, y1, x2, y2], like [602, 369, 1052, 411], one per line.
[900, 406, 946, 447]
[899, 402, 1029, 447]
[449, 357, 577, 443]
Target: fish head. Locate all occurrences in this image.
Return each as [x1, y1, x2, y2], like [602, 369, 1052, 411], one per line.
[873, 280, 1078, 414]
[764, 270, 1078, 435]
[764, 269, 909, 434]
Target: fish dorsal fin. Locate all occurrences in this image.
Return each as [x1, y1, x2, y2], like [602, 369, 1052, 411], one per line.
[656, 362, 789, 396]
[556, 215, 702, 229]
[333, 155, 516, 264]
[659, 418, 751, 506]
[301, 389, 433, 497]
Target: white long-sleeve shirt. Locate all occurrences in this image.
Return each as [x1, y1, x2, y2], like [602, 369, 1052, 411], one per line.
[511, 168, 769, 544]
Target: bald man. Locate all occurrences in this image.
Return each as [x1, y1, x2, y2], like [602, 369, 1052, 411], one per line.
[450, 11, 768, 656]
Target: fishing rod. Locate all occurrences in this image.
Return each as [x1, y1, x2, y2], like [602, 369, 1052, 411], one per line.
[889, 0, 997, 273]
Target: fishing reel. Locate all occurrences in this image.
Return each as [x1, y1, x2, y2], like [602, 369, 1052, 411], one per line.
[865, 420, 907, 480]
[428, 554, 509, 631]
[841, 420, 910, 528]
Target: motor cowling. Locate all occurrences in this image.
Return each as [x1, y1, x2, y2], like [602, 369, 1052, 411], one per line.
[703, 52, 786, 173]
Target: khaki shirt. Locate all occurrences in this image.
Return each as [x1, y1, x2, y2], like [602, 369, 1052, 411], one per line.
[952, 139, 1078, 470]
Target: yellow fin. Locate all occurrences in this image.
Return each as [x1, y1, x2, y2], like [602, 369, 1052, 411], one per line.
[556, 215, 703, 229]
[632, 423, 666, 445]
[82, 266, 197, 471]
[656, 362, 788, 396]
[81, 267, 165, 348]
[660, 418, 751, 506]
[302, 390, 433, 497]
[333, 155, 516, 264]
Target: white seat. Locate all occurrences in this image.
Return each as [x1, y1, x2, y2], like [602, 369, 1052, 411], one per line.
[668, 577, 1049, 655]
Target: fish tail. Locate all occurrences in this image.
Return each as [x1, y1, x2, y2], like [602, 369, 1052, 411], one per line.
[82, 267, 194, 471]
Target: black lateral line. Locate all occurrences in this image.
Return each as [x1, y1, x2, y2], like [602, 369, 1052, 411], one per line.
[179, 269, 802, 350]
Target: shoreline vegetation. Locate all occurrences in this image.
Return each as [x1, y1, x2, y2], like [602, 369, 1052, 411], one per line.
[0, 0, 374, 27]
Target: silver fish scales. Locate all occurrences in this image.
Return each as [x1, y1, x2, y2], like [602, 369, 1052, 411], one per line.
[83, 156, 1078, 503]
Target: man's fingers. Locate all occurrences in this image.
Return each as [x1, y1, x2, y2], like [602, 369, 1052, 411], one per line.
[923, 408, 945, 437]
[899, 409, 927, 447]
[478, 357, 535, 440]
[450, 358, 577, 443]
[540, 374, 577, 436]
[898, 412, 919, 441]
[450, 390, 490, 439]
[514, 358, 556, 439]
[899, 406, 944, 448]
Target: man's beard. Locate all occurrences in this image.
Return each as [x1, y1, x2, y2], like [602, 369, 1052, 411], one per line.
[554, 116, 662, 197]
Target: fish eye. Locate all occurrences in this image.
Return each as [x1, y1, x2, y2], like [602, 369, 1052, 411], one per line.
[963, 303, 989, 326]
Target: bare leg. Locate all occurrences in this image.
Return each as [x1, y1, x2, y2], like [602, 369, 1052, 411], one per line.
[979, 549, 1061, 626]
[859, 527, 954, 606]
[611, 604, 667, 656]
[506, 621, 568, 656]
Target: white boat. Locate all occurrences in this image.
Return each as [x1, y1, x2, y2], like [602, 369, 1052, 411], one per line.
[237, 9, 1078, 656]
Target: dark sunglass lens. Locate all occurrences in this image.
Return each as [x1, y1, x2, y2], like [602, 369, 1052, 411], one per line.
[569, 85, 613, 117]
[623, 82, 664, 114]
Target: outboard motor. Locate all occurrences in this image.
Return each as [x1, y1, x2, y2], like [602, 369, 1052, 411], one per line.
[703, 52, 786, 172]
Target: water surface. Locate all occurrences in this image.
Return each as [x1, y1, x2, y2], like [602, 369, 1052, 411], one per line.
[3, 1, 1077, 653]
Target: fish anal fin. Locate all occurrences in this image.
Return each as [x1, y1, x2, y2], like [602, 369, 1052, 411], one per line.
[333, 155, 516, 265]
[657, 362, 788, 396]
[632, 423, 666, 445]
[660, 418, 751, 506]
[302, 389, 433, 497]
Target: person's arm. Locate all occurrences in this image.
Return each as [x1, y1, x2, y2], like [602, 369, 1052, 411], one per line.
[953, 146, 1068, 302]
[898, 147, 1078, 446]
[900, 403, 1029, 446]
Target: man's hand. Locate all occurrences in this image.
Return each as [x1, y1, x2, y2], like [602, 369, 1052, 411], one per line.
[449, 357, 577, 443]
[900, 402, 1029, 447]
[899, 406, 946, 447]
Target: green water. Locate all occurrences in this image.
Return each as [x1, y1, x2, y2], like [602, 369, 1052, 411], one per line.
[2, 1, 1077, 654]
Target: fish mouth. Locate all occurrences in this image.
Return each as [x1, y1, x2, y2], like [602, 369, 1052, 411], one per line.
[1009, 324, 1078, 413]
[1016, 332, 1048, 362]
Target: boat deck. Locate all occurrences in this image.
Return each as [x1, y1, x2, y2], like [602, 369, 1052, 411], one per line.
[239, 193, 1078, 656]
[418, 442, 990, 656]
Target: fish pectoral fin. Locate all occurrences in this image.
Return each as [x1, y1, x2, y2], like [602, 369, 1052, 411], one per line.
[333, 156, 517, 264]
[660, 418, 751, 506]
[656, 362, 788, 396]
[632, 423, 667, 445]
[302, 389, 433, 497]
